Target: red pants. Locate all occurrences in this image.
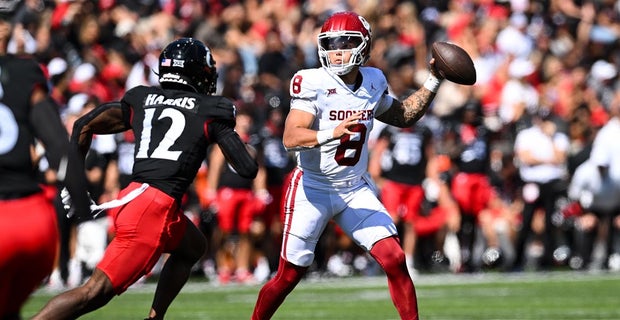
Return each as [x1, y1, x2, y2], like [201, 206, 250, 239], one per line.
[381, 180, 424, 222]
[216, 187, 260, 233]
[0, 192, 58, 316]
[381, 180, 448, 236]
[100, 183, 187, 294]
[412, 207, 448, 237]
[451, 172, 495, 216]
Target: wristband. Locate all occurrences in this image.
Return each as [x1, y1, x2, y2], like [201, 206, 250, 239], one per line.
[316, 129, 335, 145]
[423, 73, 442, 93]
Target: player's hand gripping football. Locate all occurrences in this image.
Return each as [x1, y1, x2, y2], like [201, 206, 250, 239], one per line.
[60, 187, 102, 218]
[429, 58, 444, 81]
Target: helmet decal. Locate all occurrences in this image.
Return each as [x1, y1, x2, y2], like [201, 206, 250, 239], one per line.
[205, 50, 215, 68]
[158, 38, 218, 95]
[358, 16, 371, 36]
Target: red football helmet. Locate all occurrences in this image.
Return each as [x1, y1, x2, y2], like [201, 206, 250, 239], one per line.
[318, 11, 372, 75]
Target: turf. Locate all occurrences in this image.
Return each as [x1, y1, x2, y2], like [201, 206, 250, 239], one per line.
[23, 271, 620, 319]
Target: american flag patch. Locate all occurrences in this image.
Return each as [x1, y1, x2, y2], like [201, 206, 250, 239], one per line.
[161, 58, 172, 67]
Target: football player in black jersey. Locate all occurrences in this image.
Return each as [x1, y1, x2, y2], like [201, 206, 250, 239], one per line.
[33, 38, 258, 320]
[0, 12, 91, 320]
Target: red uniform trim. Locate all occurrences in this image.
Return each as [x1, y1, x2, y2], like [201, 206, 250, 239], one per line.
[281, 168, 303, 260]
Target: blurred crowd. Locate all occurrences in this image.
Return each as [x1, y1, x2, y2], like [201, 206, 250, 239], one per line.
[10, 0, 620, 288]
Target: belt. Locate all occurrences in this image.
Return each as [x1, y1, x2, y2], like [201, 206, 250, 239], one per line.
[330, 176, 363, 188]
[89, 183, 150, 218]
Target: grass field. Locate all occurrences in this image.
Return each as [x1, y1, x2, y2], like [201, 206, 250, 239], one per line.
[23, 271, 620, 320]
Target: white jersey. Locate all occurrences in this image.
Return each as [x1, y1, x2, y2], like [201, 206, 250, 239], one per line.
[591, 117, 620, 183]
[514, 125, 569, 183]
[289, 66, 393, 186]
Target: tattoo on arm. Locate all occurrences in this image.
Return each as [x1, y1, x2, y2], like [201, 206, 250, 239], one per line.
[377, 88, 436, 128]
[402, 89, 434, 123]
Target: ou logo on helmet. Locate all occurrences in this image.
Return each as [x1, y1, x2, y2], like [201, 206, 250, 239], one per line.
[358, 15, 371, 36]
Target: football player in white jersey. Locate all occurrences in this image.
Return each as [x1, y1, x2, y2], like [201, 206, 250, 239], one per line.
[251, 11, 444, 320]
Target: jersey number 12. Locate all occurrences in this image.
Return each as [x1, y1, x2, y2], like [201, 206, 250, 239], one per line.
[136, 107, 184, 161]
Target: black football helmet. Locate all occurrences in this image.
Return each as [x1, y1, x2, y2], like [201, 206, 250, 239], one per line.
[158, 38, 217, 95]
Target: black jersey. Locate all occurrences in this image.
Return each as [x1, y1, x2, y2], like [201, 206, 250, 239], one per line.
[217, 133, 262, 190]
[379, 124, 432, 185]
[454, 123, 490, 174]
[121, 85, 238, 201]
[0, 56, 49, 196]
[259, 125, 295, 186]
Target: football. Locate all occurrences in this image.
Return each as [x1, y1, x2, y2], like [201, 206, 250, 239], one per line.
[431, 41, 476, 85]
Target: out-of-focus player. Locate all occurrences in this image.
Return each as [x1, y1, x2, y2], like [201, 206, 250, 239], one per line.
[368, 121, 435, 276]
[33, 38, 258, 320]
[251, 11, 445, 320]
[0, 9, 91, 320]
[207, 110, 269, 285]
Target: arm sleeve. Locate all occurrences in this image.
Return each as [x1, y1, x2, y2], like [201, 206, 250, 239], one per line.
[30, 97, 68, 169]
[30, 97, 92, 217]
[71, 102, 128, 158]
[208, 120, 258, 179]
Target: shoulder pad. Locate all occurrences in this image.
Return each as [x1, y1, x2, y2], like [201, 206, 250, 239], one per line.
[290, 68, 323, 100]
[122, 85, 150, 104]
[5, 56, 47, 91]
[361, 67, 388, 92]
[199, 96, 237, 121]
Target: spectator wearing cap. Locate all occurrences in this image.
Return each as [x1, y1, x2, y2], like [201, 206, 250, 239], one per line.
[512, 107, 570, 271]
[69, 62, 112, 102]
[47, 57, 71, 106]
[69, 62, 96, 92]
[588, 59, 618, 111]
[65, 93, 89, 117]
